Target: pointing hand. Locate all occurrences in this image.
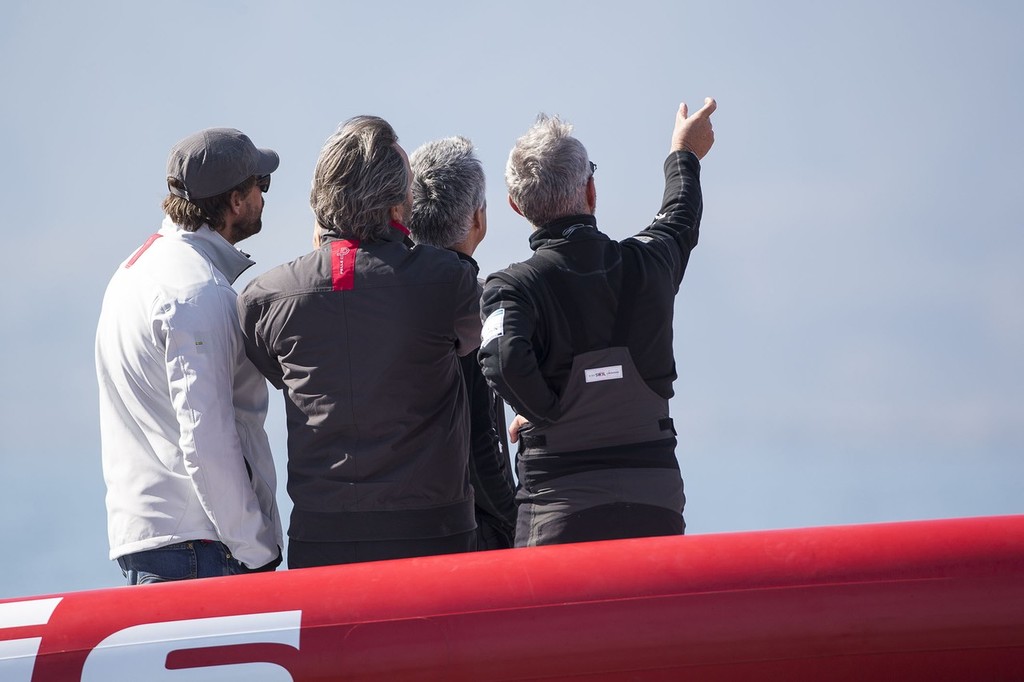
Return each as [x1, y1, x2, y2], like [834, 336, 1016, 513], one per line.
[671, 97, 717, 159]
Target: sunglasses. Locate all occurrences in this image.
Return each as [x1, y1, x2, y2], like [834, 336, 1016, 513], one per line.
[257, 175, 271, 193]
[589, 161, 597, 175]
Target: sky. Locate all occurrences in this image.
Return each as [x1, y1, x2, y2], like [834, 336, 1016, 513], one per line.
[1, 0, 1021, 600]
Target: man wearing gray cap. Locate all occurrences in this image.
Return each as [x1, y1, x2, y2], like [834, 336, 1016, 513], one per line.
[95, 128, 283, 583]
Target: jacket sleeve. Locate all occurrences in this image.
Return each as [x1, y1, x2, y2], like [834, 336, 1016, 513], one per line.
[478, 276, 562, 426]
[236, 289, 286, 391]
[453, 260, 483, 357]
[162, 287, 278, 569]
[623, 150, 703, 287]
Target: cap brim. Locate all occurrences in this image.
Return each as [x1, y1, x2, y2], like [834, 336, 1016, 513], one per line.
[255, 148, 280, 176]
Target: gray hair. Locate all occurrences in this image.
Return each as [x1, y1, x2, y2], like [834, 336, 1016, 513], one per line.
[505, 114, 592, 227]
[408, 136, 486, 249]
[310, 116, 409, 242]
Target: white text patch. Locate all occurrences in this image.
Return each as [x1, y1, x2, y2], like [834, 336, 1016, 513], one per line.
[481, 308, 505, 345]
[585, 365, 623, 383]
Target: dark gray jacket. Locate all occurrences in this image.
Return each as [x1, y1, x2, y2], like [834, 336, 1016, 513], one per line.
[478, 151, 701, 544]
[238, 224, 480, 543]
[455, 253, 517, 549]
[479, 151, 702, 430]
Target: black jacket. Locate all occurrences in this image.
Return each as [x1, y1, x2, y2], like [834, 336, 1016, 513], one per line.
[456, 253, 517, 548]
[479, 151, 702, 428]
[238, 224, 480, 543]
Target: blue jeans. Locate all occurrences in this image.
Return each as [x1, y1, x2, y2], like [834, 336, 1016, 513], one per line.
[117, 540, 254, 585]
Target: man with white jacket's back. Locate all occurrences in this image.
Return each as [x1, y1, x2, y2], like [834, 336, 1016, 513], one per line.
[95, 128, 283, 584]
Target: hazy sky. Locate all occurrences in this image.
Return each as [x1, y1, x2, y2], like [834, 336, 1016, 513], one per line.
[2, 1, 1021, 599]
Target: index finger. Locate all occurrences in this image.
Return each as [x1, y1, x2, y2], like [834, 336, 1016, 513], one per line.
[695, 97, 717, 118]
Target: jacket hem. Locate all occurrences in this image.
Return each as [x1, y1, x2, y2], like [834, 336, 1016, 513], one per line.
[289, 498, 477, 542]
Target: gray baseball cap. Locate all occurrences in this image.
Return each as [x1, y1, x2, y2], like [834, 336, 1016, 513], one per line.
[166, 128, 280, 201]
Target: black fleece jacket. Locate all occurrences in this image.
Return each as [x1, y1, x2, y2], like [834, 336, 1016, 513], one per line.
[479, 150, 702, 427]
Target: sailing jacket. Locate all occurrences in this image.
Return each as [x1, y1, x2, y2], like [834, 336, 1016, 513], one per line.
[96, 219, 283, 569]
[478, 151, 702, 544]
[456, 253, 518, 548]
[237, 223, 480, 543]
[479, 150, 703, 430]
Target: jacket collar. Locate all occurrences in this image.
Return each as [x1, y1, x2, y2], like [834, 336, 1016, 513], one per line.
[320, 220, 414, 248]
[160, 216, 255, 284]
[529, 214, 603, 251]
[453, 250, 480, 276]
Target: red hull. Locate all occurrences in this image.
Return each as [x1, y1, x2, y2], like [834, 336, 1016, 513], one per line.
[3, 515, 1023, 680]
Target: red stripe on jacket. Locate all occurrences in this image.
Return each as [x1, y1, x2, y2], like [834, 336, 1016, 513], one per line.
[332, 239, 360, 291]
[125, 233, 163, 268]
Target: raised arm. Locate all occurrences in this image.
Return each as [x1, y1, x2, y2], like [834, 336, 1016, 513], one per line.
[625, 98, 718, 284]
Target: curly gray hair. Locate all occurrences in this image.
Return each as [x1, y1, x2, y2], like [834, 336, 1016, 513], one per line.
[505, 114, 592, 227]
[408, 136, 486, 249]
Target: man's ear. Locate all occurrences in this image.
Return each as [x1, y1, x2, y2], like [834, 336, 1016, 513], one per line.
[508, 195, 524, 217]
[229, 188, 246, 215]
[586, 176, 596, 214]
[469, 205, 488, 248]
[388, 204, 404, 223]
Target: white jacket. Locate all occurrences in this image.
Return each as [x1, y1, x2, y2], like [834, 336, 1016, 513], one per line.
[96, 218, 282, 568]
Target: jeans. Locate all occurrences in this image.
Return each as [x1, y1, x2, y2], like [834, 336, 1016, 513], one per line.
[117, 540, 256, 585]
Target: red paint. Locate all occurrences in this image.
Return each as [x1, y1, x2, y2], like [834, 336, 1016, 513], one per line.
[3, 516, 1024, 680]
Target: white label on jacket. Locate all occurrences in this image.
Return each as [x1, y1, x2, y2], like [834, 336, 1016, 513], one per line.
[585, 365, 623, 383]
[481, 308, 505, 345]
